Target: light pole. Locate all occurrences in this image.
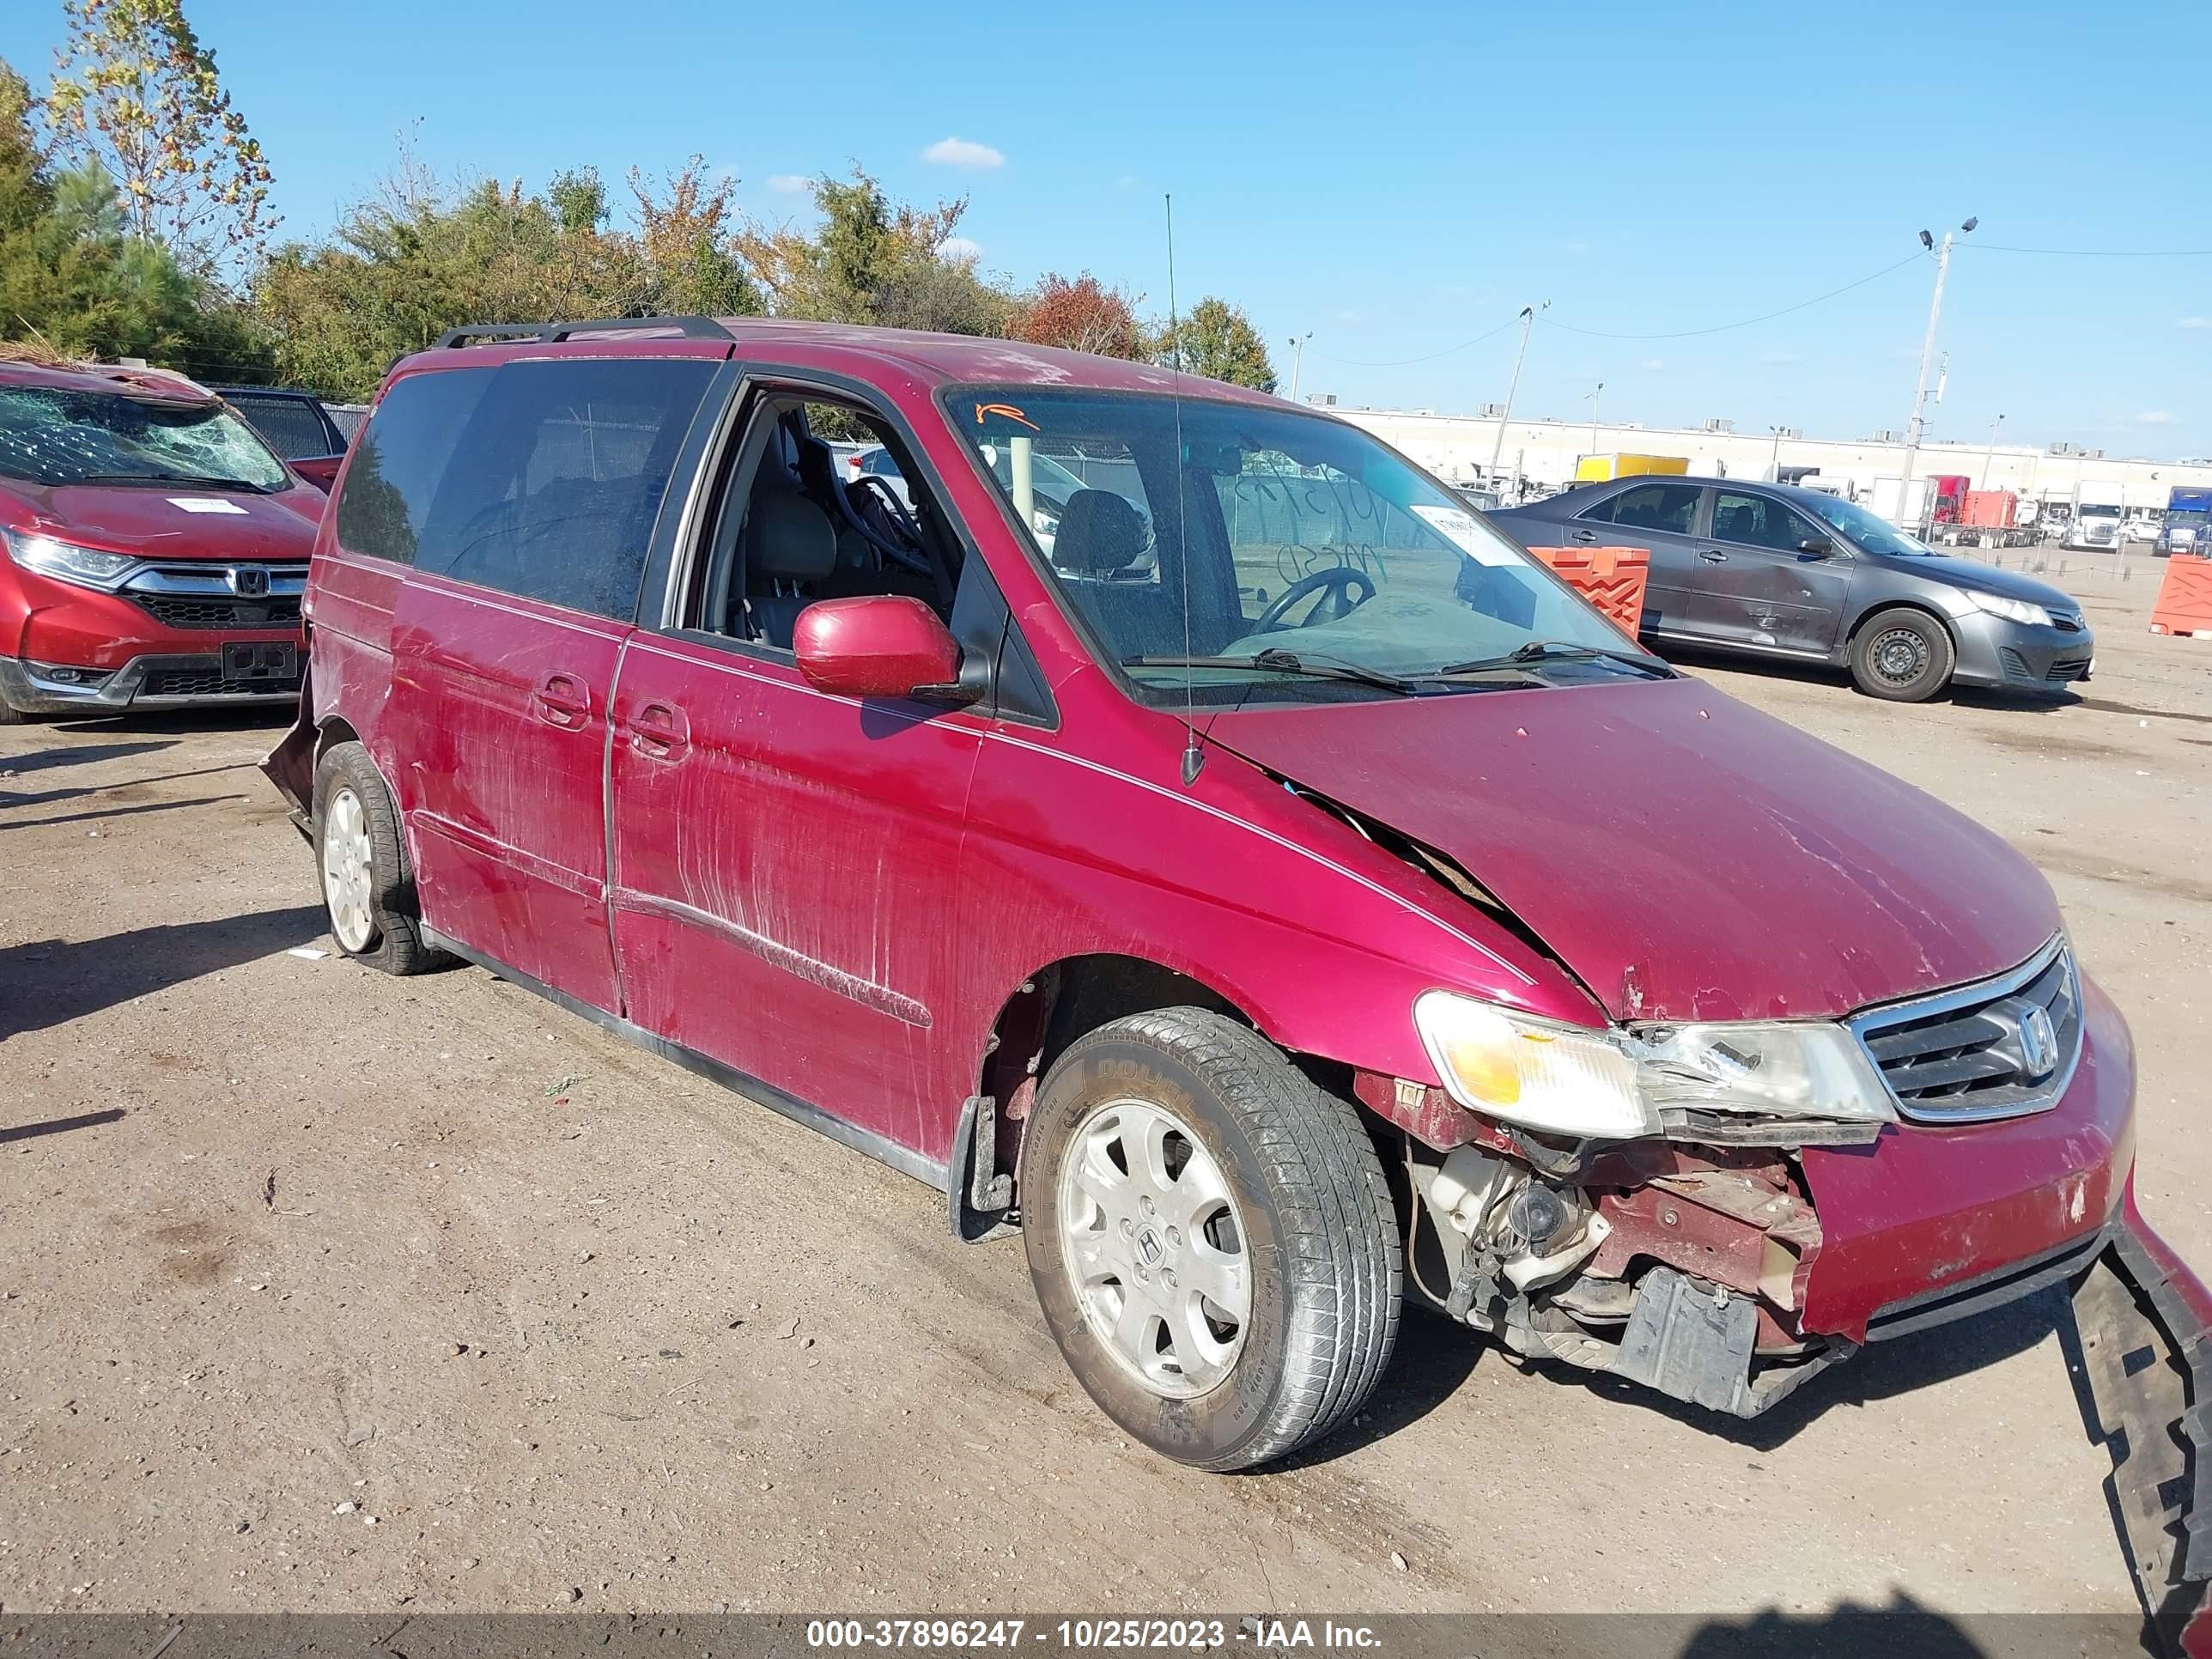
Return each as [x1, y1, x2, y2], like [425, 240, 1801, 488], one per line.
[1981, 413, 2006, 489]
[1584, 380, 1605, 452]
[1900, 216, 1976, 530]
[1287, 332, 1313, 403]
[1769, 424, 1788, 481]
[1488, 300, 1548, 490]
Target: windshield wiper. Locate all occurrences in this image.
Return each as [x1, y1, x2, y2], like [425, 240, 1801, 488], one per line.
[1436, 640, 1673, 679]
[1122, 648, 1419, 695]
[72, 472, 274, 495]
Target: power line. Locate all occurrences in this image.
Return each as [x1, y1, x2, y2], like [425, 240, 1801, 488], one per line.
[1308, 313, 1522, 368]
[1536, 253, 1925, 341]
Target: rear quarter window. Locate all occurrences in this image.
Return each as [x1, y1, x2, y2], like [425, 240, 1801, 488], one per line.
[335, 358, 717, 622]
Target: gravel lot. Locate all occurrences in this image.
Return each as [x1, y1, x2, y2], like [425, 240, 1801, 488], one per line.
[2, 547, 2205, 1622]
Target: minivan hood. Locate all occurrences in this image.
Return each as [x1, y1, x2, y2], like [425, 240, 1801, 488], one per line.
[1892, 550, 2081, 613]
[4, 480, 320, 563]
[1204, 678, 2059, 1024]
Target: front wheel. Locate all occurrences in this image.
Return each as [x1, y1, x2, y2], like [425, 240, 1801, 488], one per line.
[1019, 1008, 1401, 1470]
[1850, 606, 1955, 702]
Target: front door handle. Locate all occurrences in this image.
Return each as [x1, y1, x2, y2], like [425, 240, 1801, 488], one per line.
[1698, 549, 1731, 563]
[629, 701, 690, 760]
[535, 672, 591, 728]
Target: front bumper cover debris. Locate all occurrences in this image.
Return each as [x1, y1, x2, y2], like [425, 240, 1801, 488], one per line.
[2069, 1193, 2212, 1655]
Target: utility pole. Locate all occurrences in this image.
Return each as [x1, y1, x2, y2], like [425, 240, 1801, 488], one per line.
[1585, 380, 1605, 451]
[1981, 413, 2006, 489]
[1900, 217, 1975, 531]
[1769, 424, 1788, 481]
[1287, 332, 1313, 403]
[1488, 301, 1547, 491]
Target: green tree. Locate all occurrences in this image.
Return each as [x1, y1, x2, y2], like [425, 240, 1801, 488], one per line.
[735, 167, 1004, 334]
[1160, 295, 1276, 392]
[625, 157, 759, 318]
[42, 0, 276, 284]
[0, 56, 268, 374]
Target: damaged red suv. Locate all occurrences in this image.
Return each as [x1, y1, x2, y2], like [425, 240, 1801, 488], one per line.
[0, 357, 317, 721]
[266, 316, 2191, 1490]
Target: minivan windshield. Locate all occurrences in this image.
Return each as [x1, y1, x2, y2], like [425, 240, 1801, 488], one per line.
[0, 385, 292, 491]
[1802, 491, 1936, 557]
[951, 387, 1661, 704]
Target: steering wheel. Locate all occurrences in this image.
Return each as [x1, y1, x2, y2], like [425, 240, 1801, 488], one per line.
[1255, 566, 1376, 632]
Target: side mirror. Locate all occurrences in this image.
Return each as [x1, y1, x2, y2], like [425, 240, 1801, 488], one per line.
[1797, 535, 1833, 557]
[793, 595, 978, 704]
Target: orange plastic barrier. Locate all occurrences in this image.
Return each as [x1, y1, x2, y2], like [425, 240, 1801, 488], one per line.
[2149, 554, 2212, 637]
[1530, 544, 1651, 636]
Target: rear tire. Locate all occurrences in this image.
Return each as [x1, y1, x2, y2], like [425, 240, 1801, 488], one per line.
[1019, 1008, 1400, 1471]
[312, 740, 442, 975]
[1850, 606, 1955, 702]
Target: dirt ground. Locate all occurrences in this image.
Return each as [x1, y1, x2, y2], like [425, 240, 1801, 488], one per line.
[2, 545, 2206, 1622]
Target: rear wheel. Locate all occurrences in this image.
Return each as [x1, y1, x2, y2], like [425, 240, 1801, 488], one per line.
[312, 740, 442, 975]
[1850, 606, 1955, 702]
[1019, 1008, 1400, 1470]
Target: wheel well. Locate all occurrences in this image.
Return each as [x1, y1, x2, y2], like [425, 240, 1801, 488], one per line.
[977, 954, 1251, 1121]
[315, 715, 361, 762]
[1846, 600, 1955, 651]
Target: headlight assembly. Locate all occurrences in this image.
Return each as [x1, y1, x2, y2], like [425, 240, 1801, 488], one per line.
[1962, 589, 2054, 628]
[4, 531, 142, 592]
[1414, 990, 1898, 1145]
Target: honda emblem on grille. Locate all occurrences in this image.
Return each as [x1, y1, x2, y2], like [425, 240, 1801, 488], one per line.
[228, 566, 270, 598]
[2018, 1006, 2057, 1079]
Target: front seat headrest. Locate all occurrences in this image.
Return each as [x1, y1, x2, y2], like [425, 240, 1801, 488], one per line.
[1052, 489, 1146, 575]
[745, 477, 838, 581]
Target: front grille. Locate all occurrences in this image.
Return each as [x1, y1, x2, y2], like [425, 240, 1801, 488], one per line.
[143, 667, 302, 698]
[2047, 658, 2091, 683]
[1849, 937, 2081, 1124]
[131, 594, 301, 630]
[2051, 613, 2084, 633]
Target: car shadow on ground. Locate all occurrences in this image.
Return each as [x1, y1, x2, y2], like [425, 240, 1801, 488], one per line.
[46, 707, 295, 739]
[0, 903, 326, 1041]
[0, 738, 177, 775]
[0, 760, 259, 813]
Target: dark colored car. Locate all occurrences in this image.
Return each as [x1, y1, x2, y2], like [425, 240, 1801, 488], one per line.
[264, 317, 2184, 1519]
[1494, 477, 2094, 702]
[0, 358, 319, 721]
[214, 385, 349, 491]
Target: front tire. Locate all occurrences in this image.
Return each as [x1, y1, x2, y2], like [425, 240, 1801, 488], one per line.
[312, 740, 442, 975]
[1850, 606, 1955, 702]
[1019, 1008, 1400, 1470]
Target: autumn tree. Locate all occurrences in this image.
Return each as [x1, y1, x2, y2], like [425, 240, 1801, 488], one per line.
[1011, 271, 1147, 359]
[0, 56, 267, 373]
[625, 156, 759, 319]
[735, 167, 1006, 334]
[41, 0, 275, 284]
[1159, 295, 1276, 392]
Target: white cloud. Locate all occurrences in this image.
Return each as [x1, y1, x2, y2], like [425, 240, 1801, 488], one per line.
[1639, 357, 1664, 372]
[921, 137, 1004, 169]
[1115, 173, 1137, 191]
[1759, 349, 1799, 366]
[1333, 308, 1363, 325]
[2181, 316, 2212, 330]
[2136, 410, 2175, 425]
[766, 173, 810, 194]
[938, 235, 983, 264]
[1562, 239, 1589, 257]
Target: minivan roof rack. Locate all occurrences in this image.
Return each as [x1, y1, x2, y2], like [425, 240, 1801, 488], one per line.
[433, 315, 737, 349]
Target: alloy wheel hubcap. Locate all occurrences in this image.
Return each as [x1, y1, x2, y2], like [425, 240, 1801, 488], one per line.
[1871, 628, 1928, 685]
[1057, 1097, 1251, 1399]
[321, 787, 376, 952]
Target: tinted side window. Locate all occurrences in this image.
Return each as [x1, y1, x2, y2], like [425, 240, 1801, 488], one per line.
[1579, 482, 1699, 534]
[332, 368, 495, 567]
[228, 394, 334, 460]
[1714, 490, 1818, 552]
[413, 358, 717, 620]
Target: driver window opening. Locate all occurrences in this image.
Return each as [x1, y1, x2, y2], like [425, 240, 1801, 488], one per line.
[693, 397, 957, 649]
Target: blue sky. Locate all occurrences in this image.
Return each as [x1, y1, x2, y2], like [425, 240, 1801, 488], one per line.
[7, 0, 2208, 454]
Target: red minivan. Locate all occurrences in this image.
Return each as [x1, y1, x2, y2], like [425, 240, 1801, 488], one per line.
[0, 358, 319, 720]
[263, 317, 2202, 1518]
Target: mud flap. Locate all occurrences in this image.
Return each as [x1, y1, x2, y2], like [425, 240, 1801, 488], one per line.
[2068, 1212, 2212, 1655]
[259, 656, 315, 838]
[948, 1094, 1018, 1244]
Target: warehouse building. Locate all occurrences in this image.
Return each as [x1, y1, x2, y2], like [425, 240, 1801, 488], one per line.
[1325, 404, 2212, 512]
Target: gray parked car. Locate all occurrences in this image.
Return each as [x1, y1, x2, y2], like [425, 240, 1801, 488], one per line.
[1492, 477, 2094, 702]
